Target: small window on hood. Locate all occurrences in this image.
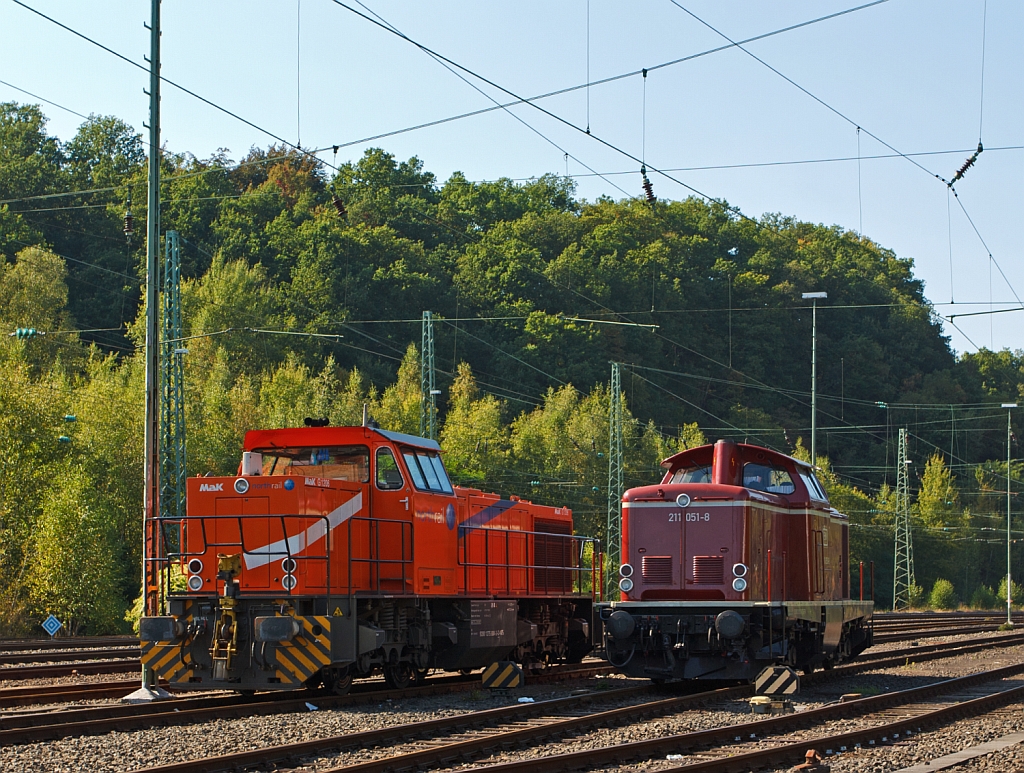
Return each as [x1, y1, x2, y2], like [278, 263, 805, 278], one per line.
[668, 465, 711, 484]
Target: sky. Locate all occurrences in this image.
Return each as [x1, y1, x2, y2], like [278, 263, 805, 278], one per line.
[1, 0, 1021, 355]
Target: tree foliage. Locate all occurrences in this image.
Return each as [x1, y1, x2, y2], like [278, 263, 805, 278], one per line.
[4, 102, 1024, 631]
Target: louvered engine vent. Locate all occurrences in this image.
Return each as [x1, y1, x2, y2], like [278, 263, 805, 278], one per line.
[641, 556, 673, 584]
[692, 555, 724, 584]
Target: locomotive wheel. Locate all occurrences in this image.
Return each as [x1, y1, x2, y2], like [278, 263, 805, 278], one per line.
[383, 663, 414, 690]
[329, 667, 353, 696]
[413, 667, 429, 685]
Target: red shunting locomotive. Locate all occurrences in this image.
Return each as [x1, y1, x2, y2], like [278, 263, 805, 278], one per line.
[598, 439, 873, 682]
[139, 423, 598, 694]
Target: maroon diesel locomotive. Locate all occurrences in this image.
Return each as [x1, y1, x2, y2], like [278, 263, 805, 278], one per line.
[598, 440, 873, 682]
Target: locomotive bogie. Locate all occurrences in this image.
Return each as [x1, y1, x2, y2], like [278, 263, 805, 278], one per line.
[140, 425, 598, 692]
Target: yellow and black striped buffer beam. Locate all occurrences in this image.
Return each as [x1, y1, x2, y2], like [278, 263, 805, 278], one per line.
[274, 615, 332, 685]
[754, 665, 800, 695]
[141, 642, 188, 683]
[481, 661, 523, 689]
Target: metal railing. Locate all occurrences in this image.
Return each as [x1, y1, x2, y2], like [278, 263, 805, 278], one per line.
[458, 524, 601, 598]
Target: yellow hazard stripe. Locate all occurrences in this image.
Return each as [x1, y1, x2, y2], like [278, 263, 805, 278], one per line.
[482, 662, 522, 688]
[300, 616, 332, 655]
[275, 668, 297, 684]
[274, 644, 315, 682]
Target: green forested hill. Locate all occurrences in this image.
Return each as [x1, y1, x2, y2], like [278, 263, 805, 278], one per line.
[2, 103, 1022, 632]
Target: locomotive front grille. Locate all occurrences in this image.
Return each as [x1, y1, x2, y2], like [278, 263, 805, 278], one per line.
[641, 556, 673, 584]
[692, 555, 723, 584]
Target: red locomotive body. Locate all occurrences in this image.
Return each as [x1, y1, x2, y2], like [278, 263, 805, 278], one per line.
[598, 439, 872, 682]
[140, 425, 598, 693]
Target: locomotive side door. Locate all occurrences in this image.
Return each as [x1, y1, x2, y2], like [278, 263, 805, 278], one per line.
[397, 445, 457, 595]
[369, 445, 414, 593]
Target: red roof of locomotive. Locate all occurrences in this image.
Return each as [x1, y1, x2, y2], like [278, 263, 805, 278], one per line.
[242, 425, 441, 452]
[659, 442, 811, 473]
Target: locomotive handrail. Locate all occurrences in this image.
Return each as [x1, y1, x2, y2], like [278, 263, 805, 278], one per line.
[344, 515, 413, 596]
[150, 512, 332, 608]
[457, 524, 601, 598]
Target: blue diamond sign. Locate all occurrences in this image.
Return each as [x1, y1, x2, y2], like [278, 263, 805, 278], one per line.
[42, 614, 62, 637]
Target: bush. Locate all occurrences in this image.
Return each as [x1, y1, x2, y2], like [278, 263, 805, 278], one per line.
[907, 583, 926, 608]
[970, 584, 998, 610]
[996, 576, 1024, 609]
[929, 578, 957, 610]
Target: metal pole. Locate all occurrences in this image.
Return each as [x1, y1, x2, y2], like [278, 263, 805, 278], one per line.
[811, 298, 817, 465]
[142, 0, 162, 691]
[1007, 405, 1016, 625]
[802, 292, 826, 465]
[999, 405, 1015, 630]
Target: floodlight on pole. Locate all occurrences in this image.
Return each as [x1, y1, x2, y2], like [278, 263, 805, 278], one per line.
[801, 292, 827, 465]
[1003, 403, 1017, 626]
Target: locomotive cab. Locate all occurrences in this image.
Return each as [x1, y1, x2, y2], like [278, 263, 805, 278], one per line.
[139, 424, 599, 694]
[599, 439, 872, 683]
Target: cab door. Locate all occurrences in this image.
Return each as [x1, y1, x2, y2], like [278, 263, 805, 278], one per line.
[370, 445, 413, 593]
[398, 446, 458, 595]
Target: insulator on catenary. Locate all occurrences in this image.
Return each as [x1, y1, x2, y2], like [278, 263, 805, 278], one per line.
[640, 165, 655, 205]
[123, 193, 134, 242]
[948, 141, 983, 187]
[332, 193, 347, 218]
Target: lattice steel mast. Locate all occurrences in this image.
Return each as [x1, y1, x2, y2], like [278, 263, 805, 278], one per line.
[420, 311, 437, 440]
[606, 362, 623, 596]
[160, 232, 186, 528]
[892, 428, 916, 610]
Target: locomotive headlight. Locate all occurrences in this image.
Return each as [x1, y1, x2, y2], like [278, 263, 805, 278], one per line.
[282, 574, 297, 591]
[732, 562, 748, 578]
[281, 557, 297, 573]
[619, 577, 634, 593]
[732, 577, 748, 593]
[619, 563, 634, 578]
[187, 575, 204, 592]
[187, 558, 203, 575]
[675, 493, 691, 507]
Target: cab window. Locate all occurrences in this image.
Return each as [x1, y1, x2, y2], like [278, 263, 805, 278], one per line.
[800, 472, 829, 502]
[258, 445, 369, 482]
[743, 462, 795, 495]
[376, 447, 404, 490]
[668, 465, 711, 484]
[401, 448, 454, 494]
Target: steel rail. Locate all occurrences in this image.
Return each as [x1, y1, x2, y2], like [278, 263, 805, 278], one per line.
[0, 660, 141, 680]
[0, 665, 612, 744]
[451, 663, 1024, 773]
[0, 647, 140, 666]
[0, 637, 138, 652]
[126, 635, 1024, 773]
[133, 682, 669, 773]
[0, 680, 177, 710]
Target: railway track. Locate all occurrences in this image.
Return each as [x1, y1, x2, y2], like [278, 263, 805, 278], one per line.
[0, 679, 169, 709]
[0, 636, 137, 652]
[0, 610, 1011, 682]
[8, 634, 1007, 773]
[439, 662, 1024, 773]
[0, 658, 141, 681]
[123, 642, 1024, 773]
[0, 663, 613, 744]
[0, 647, 140, 666]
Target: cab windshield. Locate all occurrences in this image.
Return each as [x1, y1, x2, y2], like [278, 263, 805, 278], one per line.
[667, 465, 711, 484]
[257, 445, 369, 482]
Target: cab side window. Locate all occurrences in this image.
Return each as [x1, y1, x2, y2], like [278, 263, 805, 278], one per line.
[376, 447, 404, 490]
